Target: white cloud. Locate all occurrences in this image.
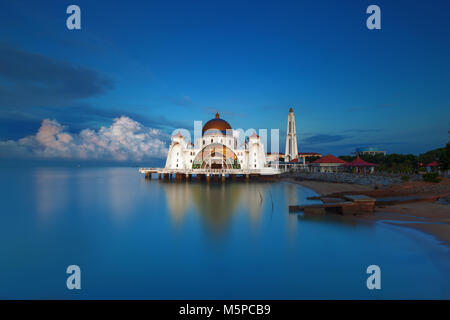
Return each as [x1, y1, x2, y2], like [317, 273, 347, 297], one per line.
[0, 116, 169, 161]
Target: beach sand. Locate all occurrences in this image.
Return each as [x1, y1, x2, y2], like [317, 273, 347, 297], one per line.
[373, 202, 450, 245]
[290, 178, 450, 246]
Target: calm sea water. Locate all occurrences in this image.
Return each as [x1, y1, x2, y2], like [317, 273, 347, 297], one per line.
[0, 167, 449, 299]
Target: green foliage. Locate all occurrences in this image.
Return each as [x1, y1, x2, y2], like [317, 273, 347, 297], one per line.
[339, 155, 354, 162]
[362, 153, 416, 174]
[418, 147, 446, 166]
[401, 175, 410, 181]
[422, 172, 442, 183]
[338, 144, 449, 175]
[439, 142, 450, 172]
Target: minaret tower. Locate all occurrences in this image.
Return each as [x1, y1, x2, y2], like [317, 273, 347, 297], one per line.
[285, 107, 298, 162]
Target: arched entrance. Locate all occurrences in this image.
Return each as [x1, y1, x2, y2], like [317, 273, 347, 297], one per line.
[192, 143, 240, 170]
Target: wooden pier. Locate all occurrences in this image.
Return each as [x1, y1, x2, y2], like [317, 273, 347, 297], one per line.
[289, 194, 376, 216]
[306, 194, 441, 206]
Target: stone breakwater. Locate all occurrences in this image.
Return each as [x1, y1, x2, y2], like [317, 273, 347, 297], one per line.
[292, 172, 408, 187]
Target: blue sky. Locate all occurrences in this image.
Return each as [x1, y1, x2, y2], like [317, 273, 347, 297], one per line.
[0, 0, 449, 163]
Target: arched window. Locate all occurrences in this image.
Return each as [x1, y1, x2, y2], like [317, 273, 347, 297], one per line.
[192, 143, 240, 170]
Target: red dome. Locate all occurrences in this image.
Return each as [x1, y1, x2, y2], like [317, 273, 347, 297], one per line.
[202, 112, 232, 135]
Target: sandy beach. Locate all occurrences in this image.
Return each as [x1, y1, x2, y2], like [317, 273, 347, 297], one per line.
[290, 178, 450, 246]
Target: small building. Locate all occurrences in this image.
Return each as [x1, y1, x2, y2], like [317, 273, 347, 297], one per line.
[309, 154, 347, 173]
[425, 161, 449, 176]
[344, 156, 377, 174]
[426, 161, 438, 173]
[278, 158, 308, 172]
[355, 147, 386, 157]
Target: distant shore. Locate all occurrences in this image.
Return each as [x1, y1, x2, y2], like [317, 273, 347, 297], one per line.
[288, 177, 450, 246]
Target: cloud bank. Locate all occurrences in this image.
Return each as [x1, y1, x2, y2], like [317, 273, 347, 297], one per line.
[0, 44, 113, 109]
[0, 116, 169, 161]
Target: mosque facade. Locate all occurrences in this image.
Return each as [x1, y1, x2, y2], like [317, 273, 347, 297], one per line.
[164, 112, 269, 174]
[140, 109, 302, 178]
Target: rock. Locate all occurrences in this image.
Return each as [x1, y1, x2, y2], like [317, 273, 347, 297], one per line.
[292, 172, 401, 187]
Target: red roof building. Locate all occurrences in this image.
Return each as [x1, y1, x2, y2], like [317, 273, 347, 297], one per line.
[343, 156, 377, 174]
[309, 154, 347, 173]
[311, 154, 347, 164]
[344, 157, 377, 167]
[426, 161, 438, 167]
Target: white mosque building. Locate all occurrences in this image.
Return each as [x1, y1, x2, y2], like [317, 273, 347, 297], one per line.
[164, 112, 270, 175]
[140, 109, 301, 179]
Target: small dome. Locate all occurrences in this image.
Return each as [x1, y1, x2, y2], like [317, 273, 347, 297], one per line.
[289, 107, 293, 113]
[172, 131, 184, 138]
[202, 112, 232, 135]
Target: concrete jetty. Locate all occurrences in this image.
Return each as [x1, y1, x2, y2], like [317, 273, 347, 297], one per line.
[289, 194, 376, 216]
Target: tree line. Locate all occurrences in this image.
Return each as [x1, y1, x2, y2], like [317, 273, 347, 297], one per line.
[339, 142, 450, 175]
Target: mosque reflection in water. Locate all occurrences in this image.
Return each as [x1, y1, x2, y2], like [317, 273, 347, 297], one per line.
[160, 180, 297, 232]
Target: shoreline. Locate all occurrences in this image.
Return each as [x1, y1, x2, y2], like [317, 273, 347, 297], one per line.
[288, 178, 450, 246]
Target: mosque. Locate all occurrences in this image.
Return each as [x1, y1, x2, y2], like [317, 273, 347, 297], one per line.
[164, 113, 276, 179]
[164, 112, 271, 177]
[140, 109, 300, 179]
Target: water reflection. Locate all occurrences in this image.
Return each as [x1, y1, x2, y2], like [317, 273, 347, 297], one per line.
[107, 171, 136, 219]
[162, 181, 270, 232]
[162, 181, 192, 224]
[283, 182, 299, 206]
[161, 178, 376, 238]
[34, 168, 69, 221]
[2, 167, 449, 299]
